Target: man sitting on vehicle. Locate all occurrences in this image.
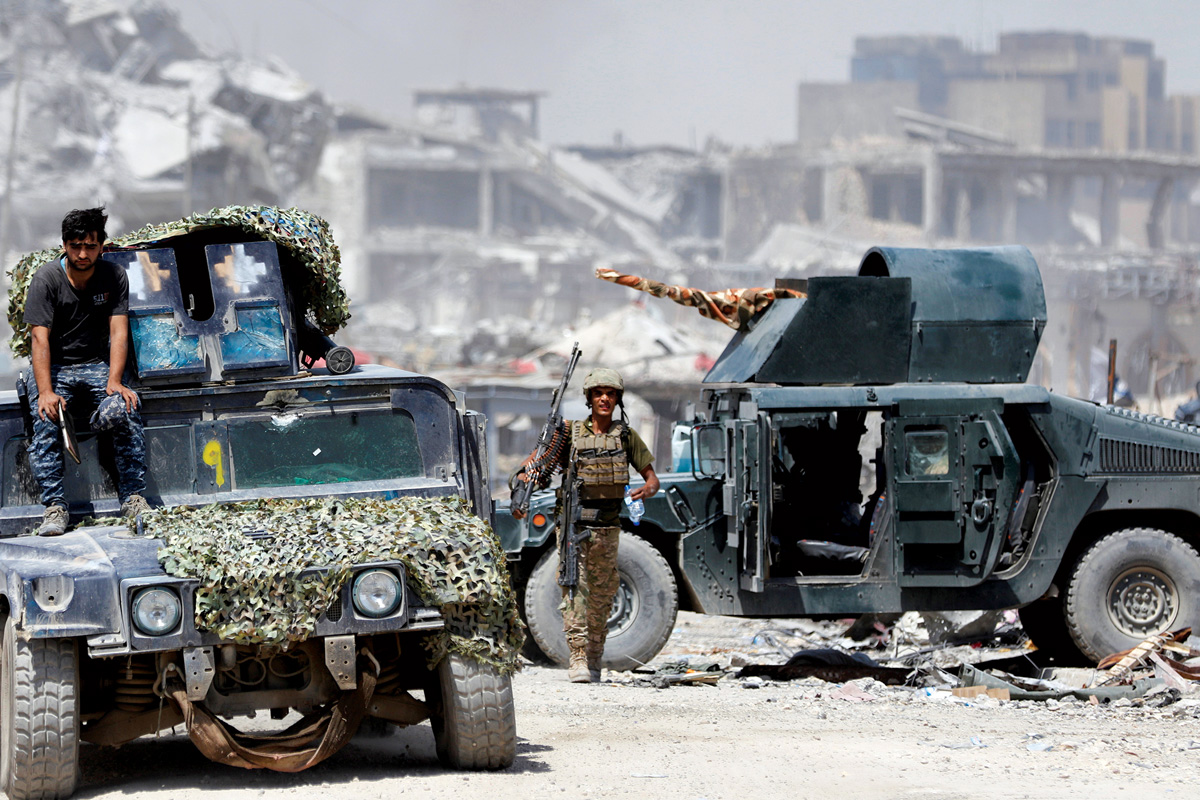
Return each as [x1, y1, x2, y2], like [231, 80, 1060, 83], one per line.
[23, 207, 149, 535]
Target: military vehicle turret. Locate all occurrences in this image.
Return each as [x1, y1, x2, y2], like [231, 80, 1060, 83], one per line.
[498, 245, 1200, 668]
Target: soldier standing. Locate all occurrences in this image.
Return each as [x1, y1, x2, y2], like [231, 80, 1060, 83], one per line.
[513, 367, 659, 682]
[560, 368, 658, 681]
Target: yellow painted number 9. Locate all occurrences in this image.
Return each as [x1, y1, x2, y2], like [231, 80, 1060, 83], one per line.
[202, 440, 225, 487]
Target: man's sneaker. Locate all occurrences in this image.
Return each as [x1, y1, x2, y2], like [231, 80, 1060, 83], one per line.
[121, 494, 151, 519]
[39, 505, 68, 536]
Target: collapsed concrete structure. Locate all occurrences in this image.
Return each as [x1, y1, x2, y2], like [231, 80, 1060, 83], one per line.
[7, 4, 1200, 463]
[0, 0, 333, 264]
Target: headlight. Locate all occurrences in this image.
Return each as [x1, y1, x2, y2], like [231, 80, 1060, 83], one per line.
[352, 569, 402, 618]
[132, 587, 182, 635]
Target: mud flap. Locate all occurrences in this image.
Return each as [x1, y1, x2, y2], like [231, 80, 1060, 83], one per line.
[166, 666, 378, 772]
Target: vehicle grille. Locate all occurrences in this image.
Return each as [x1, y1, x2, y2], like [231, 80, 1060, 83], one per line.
[1098, 436, 1200, 473]
[325, 595, 342, 622]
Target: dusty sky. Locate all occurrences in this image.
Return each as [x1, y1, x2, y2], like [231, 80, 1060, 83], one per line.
[162, 0, 1200, 149]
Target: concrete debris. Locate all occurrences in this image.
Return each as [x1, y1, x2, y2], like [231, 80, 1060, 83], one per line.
[1093, 628, 1200, 688]
[0, 0, 332, 259]
[920, 610, 1012, 647]
[615, 610, 1200, 709]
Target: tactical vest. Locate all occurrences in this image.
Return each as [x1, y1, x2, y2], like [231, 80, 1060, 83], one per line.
[571, 420, 629, 500]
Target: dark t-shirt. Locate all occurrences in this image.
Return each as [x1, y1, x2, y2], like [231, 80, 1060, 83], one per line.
[23, 257, 129, 365]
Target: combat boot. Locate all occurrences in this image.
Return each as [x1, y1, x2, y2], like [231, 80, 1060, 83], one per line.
[567, 645, 592, 683]
[586, 638, 604, 682]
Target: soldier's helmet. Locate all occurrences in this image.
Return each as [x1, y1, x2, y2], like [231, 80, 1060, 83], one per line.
[582, 367, 624, 401]
[89, 393, 131, 431]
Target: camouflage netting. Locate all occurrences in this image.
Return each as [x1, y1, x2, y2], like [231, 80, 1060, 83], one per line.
[145, 496, 524, 673]
[7, 205, 349, 358]
[595, 266, 805, 331]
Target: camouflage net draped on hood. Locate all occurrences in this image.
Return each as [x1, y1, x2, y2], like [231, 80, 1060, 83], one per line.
[147, 496, 524, 673]
[7, 205, 349, 358]
[596, 266, 805, 331]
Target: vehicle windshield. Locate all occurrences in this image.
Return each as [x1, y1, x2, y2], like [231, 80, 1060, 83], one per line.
[229, 409, 423, 488]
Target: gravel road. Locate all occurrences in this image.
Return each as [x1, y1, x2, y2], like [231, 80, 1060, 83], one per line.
[76, 612, 1200, 800]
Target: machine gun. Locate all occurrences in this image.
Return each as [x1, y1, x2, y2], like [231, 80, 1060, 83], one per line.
[509, 342, 581, 517]
[556, 471, 591, 599]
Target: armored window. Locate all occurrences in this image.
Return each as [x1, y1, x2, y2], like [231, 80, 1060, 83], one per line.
[227, 410, 423, 490]
[2, 425, 194, 507]
[905, 429, 949, 477]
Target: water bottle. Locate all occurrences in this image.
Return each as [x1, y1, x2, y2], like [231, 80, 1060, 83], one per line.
[625, 485, 644, 526]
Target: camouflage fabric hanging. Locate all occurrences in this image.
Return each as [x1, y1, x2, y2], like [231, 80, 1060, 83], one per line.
[7, 205, 349, 358]
[595, 266, 805, 331]
[147, 495, 524, 673]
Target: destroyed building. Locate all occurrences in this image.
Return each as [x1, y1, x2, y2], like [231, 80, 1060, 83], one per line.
[799, 33, 1196, 156]
[0, 0, 333, 263]
[8, 4, 1200, 462]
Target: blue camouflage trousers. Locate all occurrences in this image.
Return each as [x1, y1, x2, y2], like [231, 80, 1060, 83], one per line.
[27, 362, 147, 507]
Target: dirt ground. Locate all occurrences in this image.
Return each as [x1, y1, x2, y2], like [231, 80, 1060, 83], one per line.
[77, 612, 1200, 800]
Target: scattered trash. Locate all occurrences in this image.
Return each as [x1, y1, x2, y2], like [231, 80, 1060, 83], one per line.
[1093, 628, 1198, 687]
[829, 682, 877, 702]
[958, 663, 1159, 702]
[940, 736, 987, 749]
[630, 657, 725, 688]
[738, 648, 913, 685]
[951, 686, 1010, 701]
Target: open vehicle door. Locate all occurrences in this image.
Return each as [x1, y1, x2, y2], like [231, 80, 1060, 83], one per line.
[886, 399, 1019, 588]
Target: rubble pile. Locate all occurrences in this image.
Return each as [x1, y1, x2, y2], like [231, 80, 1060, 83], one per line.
[0, 0, 333, 258]
[606, 611, 1200, 715]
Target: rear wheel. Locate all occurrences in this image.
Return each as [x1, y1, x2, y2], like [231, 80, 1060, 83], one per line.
[430, 653, 515, 770]
[0, 617, 79, 800]
[524, 531, 678, 671]
[1065, 528, 1200, 663]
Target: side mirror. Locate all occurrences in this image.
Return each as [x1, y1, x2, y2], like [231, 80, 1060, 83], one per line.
[691, 423, 726, 479]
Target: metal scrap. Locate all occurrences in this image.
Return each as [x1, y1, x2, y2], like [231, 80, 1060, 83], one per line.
[1093, 627, 1196, 687]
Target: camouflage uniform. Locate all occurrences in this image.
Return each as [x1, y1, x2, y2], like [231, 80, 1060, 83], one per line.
[26, 363, 146, 506]
[558, 523, 621, 674]
[557, 416, 653, 679]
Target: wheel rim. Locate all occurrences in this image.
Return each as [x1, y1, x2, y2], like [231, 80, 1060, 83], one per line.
[1107, 566, 1178, 637]
[606, 574, 639, 636]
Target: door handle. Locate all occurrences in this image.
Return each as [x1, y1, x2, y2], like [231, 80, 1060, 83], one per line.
[971, 496, 992, 526]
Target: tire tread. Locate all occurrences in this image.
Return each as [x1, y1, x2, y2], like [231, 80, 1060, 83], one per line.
[524, 532, 678, 670]
[3, 620, 78, 800]
[434, 653, 515, 770]
[1065, 527, 1200, 663]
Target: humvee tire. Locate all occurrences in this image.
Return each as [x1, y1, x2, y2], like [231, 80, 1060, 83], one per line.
[524, 531, 678, 671]
[1065, 528, 1200, 663]
[0, 617, 78, 800]
[431, 653, 515, 770]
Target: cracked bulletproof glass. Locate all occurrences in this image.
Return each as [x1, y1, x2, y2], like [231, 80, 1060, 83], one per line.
[227, 410, 423, 489]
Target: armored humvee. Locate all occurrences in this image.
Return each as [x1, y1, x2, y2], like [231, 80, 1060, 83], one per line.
[498, 245, 1200, 668]
[0, 208, 517, 800]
